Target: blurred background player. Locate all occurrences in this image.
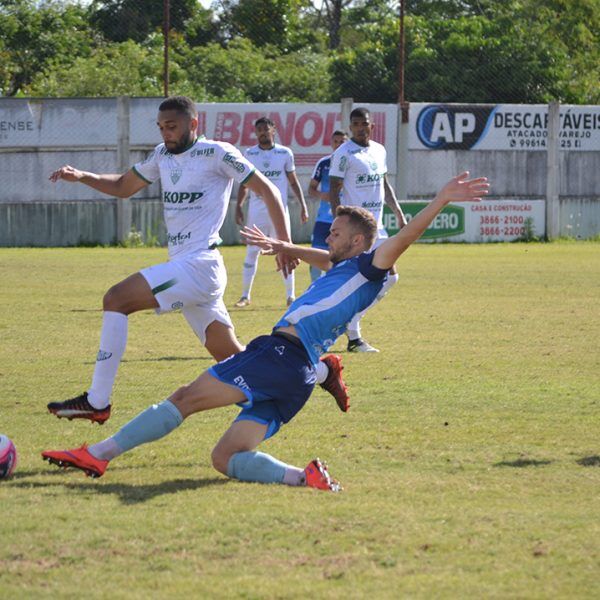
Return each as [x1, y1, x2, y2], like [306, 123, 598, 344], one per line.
[45, 96, 292, 425]
[42, 172, 489, 490]
[307, 130, 348, 282]
[329, 107, 408, 353]
[235, 117, 309, 308]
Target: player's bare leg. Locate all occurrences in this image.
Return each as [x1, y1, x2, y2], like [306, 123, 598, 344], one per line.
[211, 420, 269, 475]
[204, 320, 245, 362]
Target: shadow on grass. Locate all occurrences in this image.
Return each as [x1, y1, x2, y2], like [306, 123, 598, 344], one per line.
[493, 458, 554, 468]
[576, 455, 600, 467]
[7, 471, 229, 504]
[82, 356, 212, 365]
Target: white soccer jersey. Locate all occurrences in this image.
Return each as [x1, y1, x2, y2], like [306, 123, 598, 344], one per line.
[244, 144, 295, 221]
[329, 139, 388, 236]
[133, 137, 255, 259]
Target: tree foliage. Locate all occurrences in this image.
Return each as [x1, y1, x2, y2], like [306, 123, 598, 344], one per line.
[0, 0, 597, 104]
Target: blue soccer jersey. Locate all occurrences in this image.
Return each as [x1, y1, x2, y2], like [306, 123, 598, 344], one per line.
[275, 251, 388, 364]
[312, 156, 334, 224]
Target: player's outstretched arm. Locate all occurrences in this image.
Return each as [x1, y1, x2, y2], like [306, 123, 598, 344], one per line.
[49, 165, 147, 198]
[244, 171, 299, 276]
[244, 171, 290, 242]
[373, 172, 490, 270]
[241, 225, 332, 272]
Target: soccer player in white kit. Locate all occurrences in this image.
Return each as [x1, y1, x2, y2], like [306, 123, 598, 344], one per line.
[45, 96, 294, 425]
[329, 107, 408, 353]
[234, 117, 309, 308]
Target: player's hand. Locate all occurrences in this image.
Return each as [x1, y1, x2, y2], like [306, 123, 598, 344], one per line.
[300, 207, 309, 224]
[240, 225, 283, 255]
[436, 172, 490, 205]
[49, 165, 84, 183]
[276, 253, 300, 278]
[235, 205, 245, 226]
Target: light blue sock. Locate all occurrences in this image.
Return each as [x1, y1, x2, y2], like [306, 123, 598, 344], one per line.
[309, 265, 322, 283]
[227, 451, 288, 484]
[112, 400, 183, 453]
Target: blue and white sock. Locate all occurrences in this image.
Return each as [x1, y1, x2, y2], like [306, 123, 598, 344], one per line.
[227, 451, 303, 486]
[104, 399, 184, 454]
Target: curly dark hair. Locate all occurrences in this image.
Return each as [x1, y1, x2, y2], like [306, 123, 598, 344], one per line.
[158, 96, 197, 119]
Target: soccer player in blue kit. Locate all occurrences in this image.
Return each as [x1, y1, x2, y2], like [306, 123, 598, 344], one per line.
[307, 130, 347, 282]
[43, 172, 489, 492]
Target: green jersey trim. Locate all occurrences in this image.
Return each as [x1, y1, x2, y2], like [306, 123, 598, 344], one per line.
[240, 167, 256, 186]
[131, 165, 152, 184]
[151, 278, 178, 295]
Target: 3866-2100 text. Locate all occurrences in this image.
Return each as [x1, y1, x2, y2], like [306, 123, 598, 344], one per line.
[480, 215, 526, 225]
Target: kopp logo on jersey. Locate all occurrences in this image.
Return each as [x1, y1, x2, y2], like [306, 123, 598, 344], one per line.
[416, 104, 496, 150]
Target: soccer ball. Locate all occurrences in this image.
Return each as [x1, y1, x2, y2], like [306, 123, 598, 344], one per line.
[0, 434, 17, 480]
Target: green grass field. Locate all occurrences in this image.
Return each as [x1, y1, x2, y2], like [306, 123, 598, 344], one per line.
[1, 242, 599, 599]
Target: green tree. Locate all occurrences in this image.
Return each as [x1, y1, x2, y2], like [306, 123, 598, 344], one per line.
[174, 37, 331, 101]
[0, 0, 95, 96]
[218, 0, 320, 52]
[330, 1, 598, 104]
[25, 39, 164, 97]
[89, 0, 198, 43]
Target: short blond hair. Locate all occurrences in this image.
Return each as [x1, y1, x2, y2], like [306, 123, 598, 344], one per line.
[335, 205, 378, 248]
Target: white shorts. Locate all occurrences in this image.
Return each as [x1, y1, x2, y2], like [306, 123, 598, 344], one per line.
[140, 250, 233, 344]
[246, 205, 291, 238]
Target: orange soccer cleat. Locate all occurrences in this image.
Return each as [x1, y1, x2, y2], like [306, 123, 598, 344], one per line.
[304, 458, 341, 492]
[319, 354, 350, 412]
[42, 444, 108, 478]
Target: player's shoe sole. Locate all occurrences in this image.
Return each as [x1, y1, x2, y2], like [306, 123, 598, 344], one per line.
[47, 392, 111, 424]
[319, 354, 350, 412]
[42, 444, 108, 478]
[304, 458, 341, 492]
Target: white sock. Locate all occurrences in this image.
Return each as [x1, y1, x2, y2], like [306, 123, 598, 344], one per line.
[88, 437, 123, 461]
[241, 247, 260, 299]
[346, 315, 361, 341]
[346, 273, 400, 340]
[283, 466, 305, 486]
[315, 359, 328, 384]
[283, 271, 295, 300]
[87, 311, 128, 408]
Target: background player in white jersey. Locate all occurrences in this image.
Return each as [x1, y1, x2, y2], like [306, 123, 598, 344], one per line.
[234, 117, 309, 308]
[43, 172, 489, 490]
[307, 130, 348, 282]
[329, 107, 408, 353]
[45, 96, 292, 425]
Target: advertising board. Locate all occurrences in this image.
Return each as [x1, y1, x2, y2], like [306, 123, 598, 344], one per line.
[384, 200, 546, 242]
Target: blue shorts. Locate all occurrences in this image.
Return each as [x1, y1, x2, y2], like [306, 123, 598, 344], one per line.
[208, 334, 317, 440]
[311, 220, 331, 250]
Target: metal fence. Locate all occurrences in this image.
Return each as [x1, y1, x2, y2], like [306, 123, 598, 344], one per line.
[0, 1, 599, 245]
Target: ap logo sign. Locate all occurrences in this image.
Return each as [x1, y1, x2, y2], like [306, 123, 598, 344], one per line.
[415, 104, 496, 150]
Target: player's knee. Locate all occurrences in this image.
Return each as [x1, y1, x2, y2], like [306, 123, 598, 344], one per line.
[211, 445, 231, 475]
[103, 284, 124, 311]
[168, 384, 196, 417]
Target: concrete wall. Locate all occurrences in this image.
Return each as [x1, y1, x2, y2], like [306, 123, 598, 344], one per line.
[1, 97, 598, 245]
